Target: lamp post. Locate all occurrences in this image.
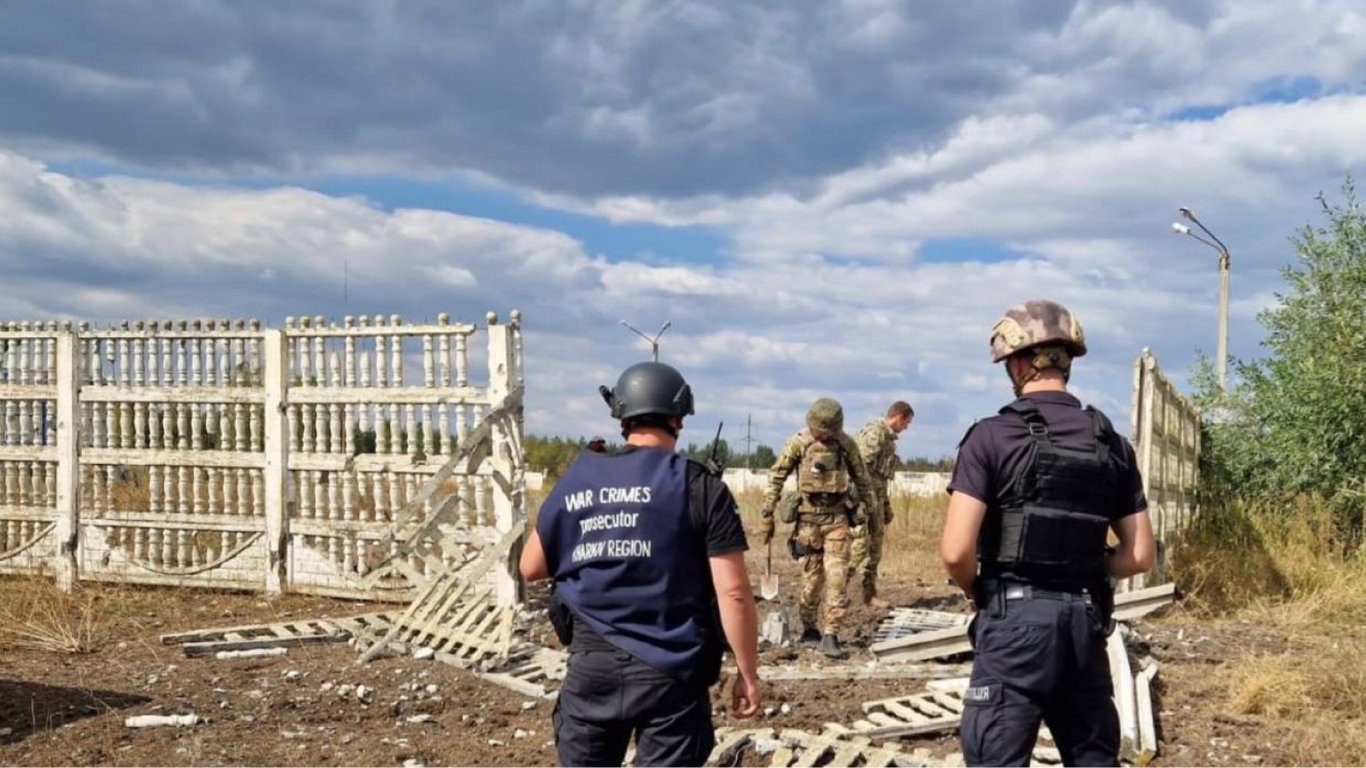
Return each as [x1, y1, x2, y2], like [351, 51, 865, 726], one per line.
[1171, 208, 1231, 390]
[619, 320, 672, 362]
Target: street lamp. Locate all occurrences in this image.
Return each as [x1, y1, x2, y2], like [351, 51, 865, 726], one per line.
[619, 320, 672, 362]
[1170, 207, 1232, 390]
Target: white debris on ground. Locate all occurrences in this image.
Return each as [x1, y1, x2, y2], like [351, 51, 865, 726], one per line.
[125, 714, 202, 728]
[215, 648, 287, 660]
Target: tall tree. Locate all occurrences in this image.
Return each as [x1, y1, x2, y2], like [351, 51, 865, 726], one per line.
[1196, 178, 1366, 541]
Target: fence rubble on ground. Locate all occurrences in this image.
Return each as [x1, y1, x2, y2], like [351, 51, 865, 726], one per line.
[713, 586, 1176, 768]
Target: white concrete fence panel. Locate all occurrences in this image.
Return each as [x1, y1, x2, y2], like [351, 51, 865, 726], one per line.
[1128, 348, 1201, 588]
[0, 312, 525, 603]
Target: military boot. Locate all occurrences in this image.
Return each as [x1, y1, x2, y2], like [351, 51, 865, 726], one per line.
[799, 628, 822, 648]
[862, 582, 890, 609]
[819, 634, 847, 660]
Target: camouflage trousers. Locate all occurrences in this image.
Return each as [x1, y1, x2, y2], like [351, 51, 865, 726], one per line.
[795, 517, 852, 636]
[850, 486, 891, 596]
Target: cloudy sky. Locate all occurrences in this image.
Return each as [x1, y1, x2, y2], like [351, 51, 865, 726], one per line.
[2, 0, 1364, 457]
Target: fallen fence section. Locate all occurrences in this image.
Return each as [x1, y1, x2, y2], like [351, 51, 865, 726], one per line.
[749, 662, 973, 682]
[869, 623, 971, 663]
[709, 726, 948, 768]
[872, 608, 970, 645]
[850, 689, 967, 738]
[357, 521, 524, 666]
[160, 612, 395, 656]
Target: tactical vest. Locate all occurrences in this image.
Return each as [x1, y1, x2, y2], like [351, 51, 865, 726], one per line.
[978, 401, 1128, 587]
[796, 433, 850, 495]
[538, 446, 713, 682]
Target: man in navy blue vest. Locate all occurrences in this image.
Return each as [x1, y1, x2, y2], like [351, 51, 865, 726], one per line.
[941, 300, 1155, 767]
[520, 361, 761, 767]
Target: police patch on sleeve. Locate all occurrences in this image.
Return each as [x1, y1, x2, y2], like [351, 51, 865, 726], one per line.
[963, 683, 999, 706]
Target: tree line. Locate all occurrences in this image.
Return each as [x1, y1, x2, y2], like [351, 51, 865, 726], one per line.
[523, 434, 952, 480]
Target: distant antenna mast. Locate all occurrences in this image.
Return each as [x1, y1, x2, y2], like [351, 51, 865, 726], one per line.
[619, 319, 672, 361]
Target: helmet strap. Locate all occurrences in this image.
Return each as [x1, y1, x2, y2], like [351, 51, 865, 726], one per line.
[1007, 351, 1072, 396]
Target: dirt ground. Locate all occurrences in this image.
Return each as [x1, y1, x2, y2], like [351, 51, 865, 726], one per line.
[0, 542, 1331, 767]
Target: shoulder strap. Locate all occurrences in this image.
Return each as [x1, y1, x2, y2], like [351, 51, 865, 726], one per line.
[1086, 406, 1115, 463]
[1000, 400, 1052, 446]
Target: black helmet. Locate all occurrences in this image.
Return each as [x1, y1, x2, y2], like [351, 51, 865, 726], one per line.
[599, 362, 695, 420]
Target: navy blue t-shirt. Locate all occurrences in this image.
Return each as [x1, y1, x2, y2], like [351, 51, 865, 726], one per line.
[948, 391, 1147, 520]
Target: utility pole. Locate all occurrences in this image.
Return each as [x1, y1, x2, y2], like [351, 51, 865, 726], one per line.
[1172, 208, 1232, 390]
[744, 413, 754, 469]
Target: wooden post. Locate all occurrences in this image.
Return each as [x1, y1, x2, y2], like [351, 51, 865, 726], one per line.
[54, 332, 80, 591]
[262, 330, 289, 595]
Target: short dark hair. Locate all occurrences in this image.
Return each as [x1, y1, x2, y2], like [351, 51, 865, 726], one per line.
[621, 413, 679, 438]
[886, 401, 914, 419]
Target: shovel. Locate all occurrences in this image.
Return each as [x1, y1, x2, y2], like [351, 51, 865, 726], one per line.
[760, 539, 780, 600]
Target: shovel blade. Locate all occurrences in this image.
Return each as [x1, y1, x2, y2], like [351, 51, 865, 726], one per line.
[760, 574, 780, 601]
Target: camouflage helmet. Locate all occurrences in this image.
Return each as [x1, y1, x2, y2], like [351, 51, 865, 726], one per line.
[805, 397, 844, 438]
[989, 300, 1087, 363]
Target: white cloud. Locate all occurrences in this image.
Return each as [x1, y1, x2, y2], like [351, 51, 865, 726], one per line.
[2, 1, 1364, 457]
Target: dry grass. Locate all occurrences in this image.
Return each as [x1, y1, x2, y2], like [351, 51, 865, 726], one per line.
[732, 488, 947, 580]
[0, 579, 110, 654]
[1171, 497, 1366, 765]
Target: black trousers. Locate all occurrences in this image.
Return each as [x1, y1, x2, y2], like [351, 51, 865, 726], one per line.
[961, 591, 1120, 767]
[553, 649, 714, 767]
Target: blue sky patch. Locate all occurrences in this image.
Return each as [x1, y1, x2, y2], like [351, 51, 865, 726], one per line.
[918, 237, 1026, 264]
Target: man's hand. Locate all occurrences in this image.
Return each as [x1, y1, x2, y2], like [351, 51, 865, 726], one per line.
[756, 514, 775, 544]
[851, 505, 868, 528]
[731, 674, 761, 718]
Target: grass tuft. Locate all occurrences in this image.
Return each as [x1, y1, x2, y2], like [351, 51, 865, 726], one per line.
[0, 579, 110, 654]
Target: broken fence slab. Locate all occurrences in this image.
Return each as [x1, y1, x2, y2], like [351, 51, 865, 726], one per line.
[1108, 629, 1141, 761]
[872, 608, 971, 644]
[849, 689, 968, 738]
[871, 582, 1176, 663]
[1113, 582, 1177, 622]
[1135, 662, 1160, 765]
[358, 522, 523, 666]
[160, 612, 395, 656]
[709, 726, 947, 767]
[750, 661, 972, 682]
[869, 624, 972, 663]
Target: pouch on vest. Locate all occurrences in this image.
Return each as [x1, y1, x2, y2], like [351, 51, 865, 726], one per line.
[778, 491, 801, 524]
[548, 589, 574, 647]
[797, 439, 850, 495]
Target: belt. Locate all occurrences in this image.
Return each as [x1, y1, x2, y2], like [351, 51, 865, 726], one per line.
[1003, 585, 1092, 603]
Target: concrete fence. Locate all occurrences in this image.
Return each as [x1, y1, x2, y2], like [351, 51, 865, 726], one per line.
[0, 311, 524, 601]
[720, 468, 951, 497]
[1129, 348, 1200, 587]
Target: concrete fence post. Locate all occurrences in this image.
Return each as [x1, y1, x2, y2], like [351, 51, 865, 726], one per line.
[262, 330, 289, 595]
[486, 313, 520, 607]
[54, 331, 80, 591]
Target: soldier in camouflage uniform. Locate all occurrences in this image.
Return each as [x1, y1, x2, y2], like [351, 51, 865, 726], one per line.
[850, 401, 915, 608]
[756, 398, 878, 659]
